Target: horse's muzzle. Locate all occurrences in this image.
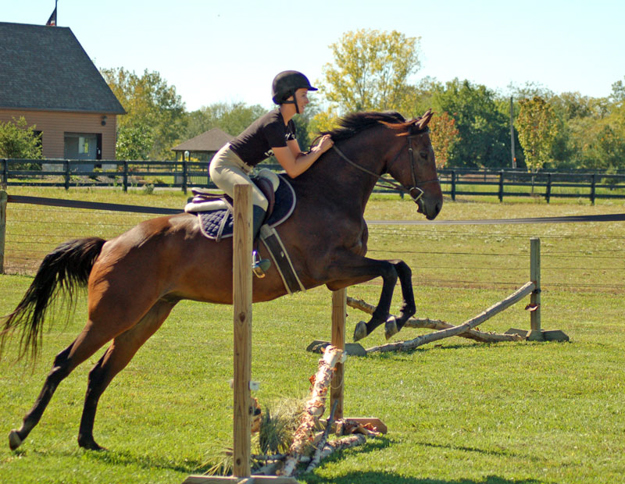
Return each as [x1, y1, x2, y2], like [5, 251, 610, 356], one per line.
[416, 196, 443, 220]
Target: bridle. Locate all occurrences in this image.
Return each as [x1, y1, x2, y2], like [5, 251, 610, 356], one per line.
[331, 130, 439, 203]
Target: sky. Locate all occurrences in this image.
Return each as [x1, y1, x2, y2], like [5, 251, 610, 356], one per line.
[3, 0, 624, 112]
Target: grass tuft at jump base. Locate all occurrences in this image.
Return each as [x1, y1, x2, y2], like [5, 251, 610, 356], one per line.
[1, 190, 624, 483]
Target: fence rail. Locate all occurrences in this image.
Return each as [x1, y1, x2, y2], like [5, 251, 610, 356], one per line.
[2, 159, 625, 204]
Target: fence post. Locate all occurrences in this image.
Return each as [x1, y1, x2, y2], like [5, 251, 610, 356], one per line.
[182, 159, 188, 195]
[590, 174, 596, 205]
[546, 173, 552, 204]
[451, 170, 456, 201]
[123, 161, 128, 193]
[498, 171, 504, 202]
[64, 160, 70, 190]
[529, 238, 541, 333]
[1, 159, 7, 190]
[0, 190, 6, 274]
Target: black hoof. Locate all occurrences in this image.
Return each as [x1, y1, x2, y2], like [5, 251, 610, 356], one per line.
[9, 430, 22, 451]
[79, 437, 107, 451]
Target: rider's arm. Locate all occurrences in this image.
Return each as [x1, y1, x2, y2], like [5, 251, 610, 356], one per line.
[272, 135, 334, 179]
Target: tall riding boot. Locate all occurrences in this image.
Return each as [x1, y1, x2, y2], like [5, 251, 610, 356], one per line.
[252, 205, 271, 277]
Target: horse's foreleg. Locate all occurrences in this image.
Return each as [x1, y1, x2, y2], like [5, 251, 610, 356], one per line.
[78, 300, 176, 451]
[384, 260, 416, 339]
[324, 255, 398, 341]
[354, 261, 397, 341]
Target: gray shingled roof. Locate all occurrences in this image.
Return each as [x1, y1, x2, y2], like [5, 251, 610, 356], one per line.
[171, 128, 234, 152]
[0, 22, 125, 114]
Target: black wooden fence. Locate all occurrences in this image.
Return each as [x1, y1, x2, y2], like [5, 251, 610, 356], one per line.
[2, 158, 625, 204]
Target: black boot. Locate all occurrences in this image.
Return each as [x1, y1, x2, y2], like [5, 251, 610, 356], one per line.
[252, 206, 271, 278]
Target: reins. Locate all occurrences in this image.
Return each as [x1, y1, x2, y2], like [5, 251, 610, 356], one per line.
[331, 130, 439, 203]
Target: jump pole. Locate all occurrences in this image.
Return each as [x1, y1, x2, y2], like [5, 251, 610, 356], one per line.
[330, 287, 387, 433]
[184, 184, 296, 483]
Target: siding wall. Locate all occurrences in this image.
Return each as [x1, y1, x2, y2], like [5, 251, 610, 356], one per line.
[0, 110, 118, 159]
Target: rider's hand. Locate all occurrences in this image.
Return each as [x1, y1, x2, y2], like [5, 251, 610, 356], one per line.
[314, 135, 334, 154]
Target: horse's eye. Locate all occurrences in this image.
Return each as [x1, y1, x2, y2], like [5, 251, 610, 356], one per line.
[419, 151, 429, 160]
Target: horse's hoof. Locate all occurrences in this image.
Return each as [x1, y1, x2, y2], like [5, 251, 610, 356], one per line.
[385, 316, 398, 340]
[353, 321, 367, 342]
[9, 430, 22, 451]
[78, 436, 107, 452]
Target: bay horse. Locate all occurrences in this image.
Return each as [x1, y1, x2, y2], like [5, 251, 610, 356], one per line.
[1, 110, 442, 451]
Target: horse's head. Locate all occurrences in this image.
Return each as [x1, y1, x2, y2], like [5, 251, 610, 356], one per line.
[385, 110, 443, 220]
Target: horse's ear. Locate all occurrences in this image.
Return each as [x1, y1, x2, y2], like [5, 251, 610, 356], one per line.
[415, 109, 434, 131]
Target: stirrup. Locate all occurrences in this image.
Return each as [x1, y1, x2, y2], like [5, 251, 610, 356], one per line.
[252, 250, 271, 278]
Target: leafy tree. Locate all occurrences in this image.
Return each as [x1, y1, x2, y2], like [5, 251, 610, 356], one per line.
[115, 125, 153, 161]
[429, 111, 459, 169]
[320, 29, 422, 114]
[432, 79, 509, 168]
[0, 117, 42, 161]
[101, 67, 186, 160]
[185, 102, 267, 140]
[516, 96, 559, 174]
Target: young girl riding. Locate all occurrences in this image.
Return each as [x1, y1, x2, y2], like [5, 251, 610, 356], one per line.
[209, 70, 334, 240]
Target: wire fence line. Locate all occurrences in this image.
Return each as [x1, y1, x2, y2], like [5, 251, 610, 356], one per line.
[1, 195, 623, 293]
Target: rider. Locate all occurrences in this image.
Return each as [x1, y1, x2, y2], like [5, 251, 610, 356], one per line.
[209, 70, 334, 241]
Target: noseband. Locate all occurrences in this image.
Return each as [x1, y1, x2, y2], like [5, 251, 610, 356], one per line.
[331, 130, 439, 203]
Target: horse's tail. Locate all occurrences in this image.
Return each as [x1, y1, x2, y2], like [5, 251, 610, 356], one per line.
[0, 237, 106, 361]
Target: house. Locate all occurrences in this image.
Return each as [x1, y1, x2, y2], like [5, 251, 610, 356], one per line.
[171, 128, 233, 162]
[0, 22, 125, 163]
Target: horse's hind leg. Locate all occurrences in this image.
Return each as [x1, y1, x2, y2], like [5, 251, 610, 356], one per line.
[9, 325, 118, 451]
[77, 300, 176, 451]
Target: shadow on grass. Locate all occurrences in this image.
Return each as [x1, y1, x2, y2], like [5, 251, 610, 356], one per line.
[299, 439, 543, 484]
[82, 448, 207, 475]
[302, 473, 543, 484]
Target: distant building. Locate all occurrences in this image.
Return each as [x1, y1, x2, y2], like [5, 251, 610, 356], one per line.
[171, 128, 233, 162]
[0, 22, 125, 163]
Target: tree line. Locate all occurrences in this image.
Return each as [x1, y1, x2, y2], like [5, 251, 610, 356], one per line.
[1, 29, 623, 173]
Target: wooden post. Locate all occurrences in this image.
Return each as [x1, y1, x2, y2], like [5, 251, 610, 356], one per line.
[530, 237, 541, 333]
[330, 288, 346, 421]
[182, 159, 188, 195]
[232, 184, 253, 479]
[0, 190, 6, 274]
[183, 184, 298, 483]
[1, 159, 7, 189]
[451, 170, 456, 201]
[64, 160, 70, 190]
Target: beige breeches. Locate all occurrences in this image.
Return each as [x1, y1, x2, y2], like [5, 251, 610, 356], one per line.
[208, 144, 269, 211]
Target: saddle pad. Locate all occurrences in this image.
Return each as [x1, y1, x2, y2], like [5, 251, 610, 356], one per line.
[197, 175, 296, 241]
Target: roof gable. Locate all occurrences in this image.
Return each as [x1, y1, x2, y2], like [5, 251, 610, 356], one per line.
[0, 22, 125, 114]
[172, 128, 234, 152]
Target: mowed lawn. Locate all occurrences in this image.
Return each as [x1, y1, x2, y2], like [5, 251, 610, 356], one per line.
[1, 187, 624, 483]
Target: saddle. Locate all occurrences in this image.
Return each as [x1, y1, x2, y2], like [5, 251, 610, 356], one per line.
[185, 169, 293, 241]
[185, 170, 304, 294]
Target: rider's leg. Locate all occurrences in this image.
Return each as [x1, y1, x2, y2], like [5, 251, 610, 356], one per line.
[209, 146, 271, 274]
[209, 144, 270, 219]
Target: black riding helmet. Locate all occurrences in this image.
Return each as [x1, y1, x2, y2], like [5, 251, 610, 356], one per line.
[271, 70, 318, 113]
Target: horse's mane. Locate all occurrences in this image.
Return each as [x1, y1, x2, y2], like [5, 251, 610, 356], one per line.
[320, 111, 413, 143]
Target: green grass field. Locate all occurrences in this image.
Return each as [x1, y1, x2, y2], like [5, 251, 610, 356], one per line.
[1, 188, 624, 483]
